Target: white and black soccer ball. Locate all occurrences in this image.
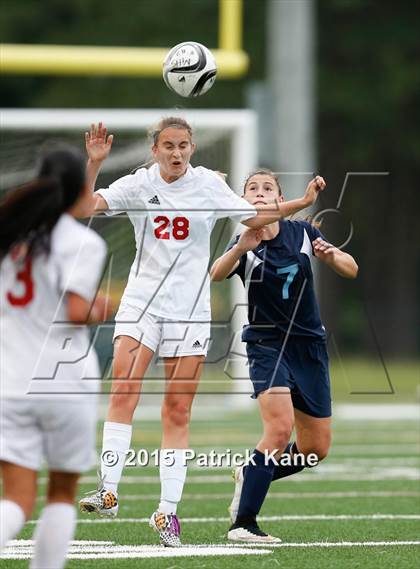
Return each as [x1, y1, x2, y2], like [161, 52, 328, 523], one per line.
[163, 42, 217, 98]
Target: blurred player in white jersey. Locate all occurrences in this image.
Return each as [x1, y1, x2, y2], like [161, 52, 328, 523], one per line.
[0, 146, 111, 568]
[78, 118, 323, 546]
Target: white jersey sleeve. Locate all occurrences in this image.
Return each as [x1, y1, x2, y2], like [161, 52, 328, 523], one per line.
[96, 170, 147, 217]
[205, 170, 257, 222]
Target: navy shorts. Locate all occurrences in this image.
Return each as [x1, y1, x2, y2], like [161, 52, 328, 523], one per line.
[246, 338, 332, 418]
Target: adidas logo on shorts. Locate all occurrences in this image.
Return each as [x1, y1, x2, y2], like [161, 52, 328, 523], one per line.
[148, 195, 160, 205]
[192, 340, 202, 348]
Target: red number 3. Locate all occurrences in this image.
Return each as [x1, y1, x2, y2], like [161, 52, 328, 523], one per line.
[7, 257, 35, 307]
[154, 216, 189, 240]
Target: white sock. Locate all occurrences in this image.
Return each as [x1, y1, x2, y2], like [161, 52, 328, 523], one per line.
[30, 502, 76, 569]
[101, 421, 132, 494]
[0, 499, 25, 549]
[158, 449, 187, 514]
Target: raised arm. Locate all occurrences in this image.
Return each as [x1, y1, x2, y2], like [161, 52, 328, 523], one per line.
[313, 237, 358, 279]
[85, 122, 114, 215]
[210, 228, 264, 281]
[243, 176, 326, 229]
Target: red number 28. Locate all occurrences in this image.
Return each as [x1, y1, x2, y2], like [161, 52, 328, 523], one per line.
[154, 216, 189, 240]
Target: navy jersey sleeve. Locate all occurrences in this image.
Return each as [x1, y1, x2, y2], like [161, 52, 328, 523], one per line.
[301, 221, 326, 254]
[224, 235, 246, 282]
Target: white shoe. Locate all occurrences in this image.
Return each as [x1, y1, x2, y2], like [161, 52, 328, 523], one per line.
[228, 520, 281, 543]
[228, 465, 244, 524]
[79, 484, 118, 518]
[149, 511, 182, 547]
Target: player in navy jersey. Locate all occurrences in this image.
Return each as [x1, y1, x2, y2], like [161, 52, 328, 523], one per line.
[211, 170, 358, 542]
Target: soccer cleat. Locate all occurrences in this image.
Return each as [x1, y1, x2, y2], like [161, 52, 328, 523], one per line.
[79, 484, 119, 518]
[149, 511, 181, 547]
[227, 519, 282, 543]
[228, 465, 244, 523]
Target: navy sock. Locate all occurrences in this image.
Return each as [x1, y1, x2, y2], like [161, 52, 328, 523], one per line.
[271, 442, 305, 481]
[236, 449, 275, 523]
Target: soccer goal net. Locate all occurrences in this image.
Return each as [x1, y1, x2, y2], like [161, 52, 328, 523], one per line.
[0, 108, 258, 414]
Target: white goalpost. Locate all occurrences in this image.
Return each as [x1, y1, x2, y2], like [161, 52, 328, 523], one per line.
[0, 108, 258, 413]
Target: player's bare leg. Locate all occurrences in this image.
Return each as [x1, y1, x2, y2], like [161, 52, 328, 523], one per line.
[0, 462, 36, 549]
[294, 409, 331, 462]
[80, 336, 154, 517]
[149, 355, 204, 547]
[107, 336, 154, 424]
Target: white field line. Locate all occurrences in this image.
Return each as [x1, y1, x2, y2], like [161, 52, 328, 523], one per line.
[74, 463, 420, 484]
[78, 475, 420, 485]
[89, 458, 420, 471]
[103, 403, 419, 422]
[321, 457, 419, 464]
[26, 514, 420, 525]
[335, 404, 419, 421]
[3, 540, 420, 559]
[1, 542, 270, 560]
[83, 490, 420, 501]
[238, 541, 420, 548]
[21, 463, 419, 488]
[185, 445, 419, 456]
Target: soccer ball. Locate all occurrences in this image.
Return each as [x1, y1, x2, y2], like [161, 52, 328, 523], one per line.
[163, 42, 217, 98]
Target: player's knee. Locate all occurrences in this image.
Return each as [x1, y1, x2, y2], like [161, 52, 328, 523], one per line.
[109, 383, 140, 416]
[47, 487, 76, 503]
[269, 421, 293, 450]
[313, 443, 329, 462]
[300, 440, 330, 462]
[162, 400, 191, 428]
[47, 474, 78, 503]
[5, 491, 36, 519]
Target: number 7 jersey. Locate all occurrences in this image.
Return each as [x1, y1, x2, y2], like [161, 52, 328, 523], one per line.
[97, 164, 256, 321]
[228, 220, 327, 342]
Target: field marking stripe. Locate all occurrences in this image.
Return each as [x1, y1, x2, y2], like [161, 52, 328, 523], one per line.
[1, 544, 271, 560]
[74, 473, 420, 485]
[67, 491, 420, 502]
[26, 514, 419, 524]
[3, 540, 420, 559]
[238, 541, 420, 548]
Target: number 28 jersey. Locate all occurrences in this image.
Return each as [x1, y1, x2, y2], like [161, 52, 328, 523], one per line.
[97, 164, 257, 321]
[228, 220, 327, 342]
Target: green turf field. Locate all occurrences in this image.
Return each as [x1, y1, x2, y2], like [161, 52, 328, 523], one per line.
[2, 407, 419, 568]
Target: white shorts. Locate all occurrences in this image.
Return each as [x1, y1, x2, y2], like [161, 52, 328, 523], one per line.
[114, 303, 211, 357]
[0, 398, 97, 473]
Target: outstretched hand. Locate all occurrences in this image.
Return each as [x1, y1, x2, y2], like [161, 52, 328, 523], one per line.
[304, 175, 326, 206]
[312, 237, 336, 261]
[237, 227, 265, 252]
[85, 122, 113, 163]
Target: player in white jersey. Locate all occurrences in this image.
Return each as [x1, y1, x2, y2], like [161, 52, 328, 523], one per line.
[0, 147, 111, 569]
[78, 118, 324, 546]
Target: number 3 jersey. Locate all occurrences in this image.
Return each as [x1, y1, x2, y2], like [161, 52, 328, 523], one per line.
[228, 220, 327, 342]
[0, 215, 107, 398]
[97, 163, 257, 321]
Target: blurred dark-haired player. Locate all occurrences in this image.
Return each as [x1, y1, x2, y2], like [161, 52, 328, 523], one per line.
[0, 146, 111, 568]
